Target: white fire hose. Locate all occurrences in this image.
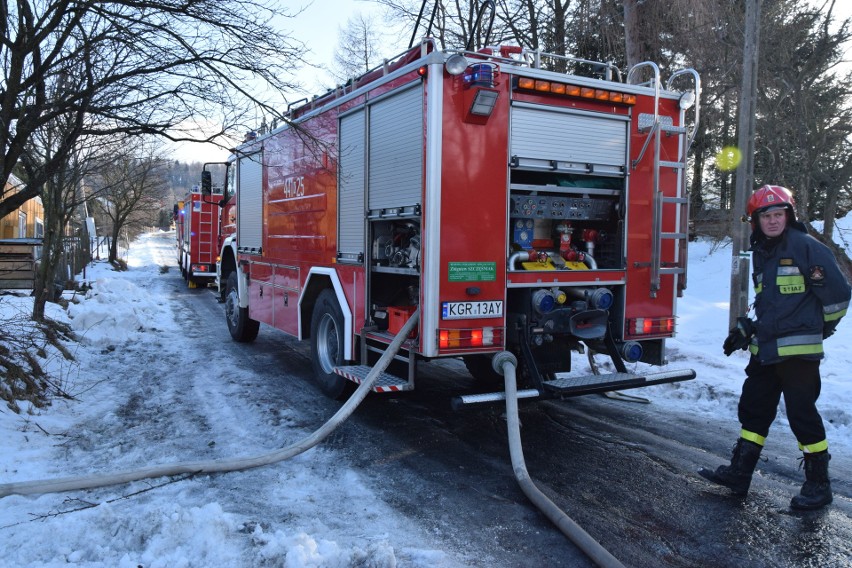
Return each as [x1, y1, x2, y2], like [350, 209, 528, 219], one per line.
[493, 351, 626, 568]
[2, 312, 624, 568]
[0, 308, 420, 498]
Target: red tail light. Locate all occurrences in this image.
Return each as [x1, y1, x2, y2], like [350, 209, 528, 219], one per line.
[628, 317, 675, 336]
[438, 327, 503, 349]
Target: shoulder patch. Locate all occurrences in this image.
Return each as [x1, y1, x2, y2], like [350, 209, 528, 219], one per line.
[809, 265, 825, 282]
[779, 258, 794, 266]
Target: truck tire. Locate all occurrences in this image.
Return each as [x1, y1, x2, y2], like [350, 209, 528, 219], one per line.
[225, 272, 259, 342]
[310, 289, 353, 400]
[463, 354, 503, 384]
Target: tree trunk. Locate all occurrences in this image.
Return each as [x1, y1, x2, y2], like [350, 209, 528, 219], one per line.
[689, 117, 707, 221]
[823, 182, 838, 240]
[729, 0, 761, 329]
[623, 0, 643, 68]
[32, 227, 63, 321]
[32, 275, 48, 322]
[552, 0, 567, 59]
[720, 90, 734, 210]
[108, 225, 121, 263]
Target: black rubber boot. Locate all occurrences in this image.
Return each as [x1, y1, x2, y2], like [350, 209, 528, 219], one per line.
[790, 452, 832, 510]
[698, 439, 763, 496]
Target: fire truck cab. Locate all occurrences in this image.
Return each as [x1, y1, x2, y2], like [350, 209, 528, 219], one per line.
[208, 38, 700, 402]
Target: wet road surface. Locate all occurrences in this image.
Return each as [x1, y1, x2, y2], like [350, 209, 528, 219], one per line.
[186, 280, 852, 568]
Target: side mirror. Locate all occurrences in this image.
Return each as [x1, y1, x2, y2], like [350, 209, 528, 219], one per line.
[201, 170, 212, 195]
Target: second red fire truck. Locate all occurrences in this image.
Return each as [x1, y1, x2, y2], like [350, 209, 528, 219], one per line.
[203, 37, 700, 402]
[175, 186, 222, 288]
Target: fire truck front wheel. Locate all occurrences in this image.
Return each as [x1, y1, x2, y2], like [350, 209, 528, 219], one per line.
[310, 289, 353, 400]
[225, 272, 259, 342]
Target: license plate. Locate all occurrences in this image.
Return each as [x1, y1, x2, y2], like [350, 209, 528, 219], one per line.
[442, 300, 503, 320]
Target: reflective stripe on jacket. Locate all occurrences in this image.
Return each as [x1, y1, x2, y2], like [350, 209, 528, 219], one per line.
[749, 223, 851, 364]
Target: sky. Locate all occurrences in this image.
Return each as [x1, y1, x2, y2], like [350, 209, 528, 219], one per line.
[0, 215, 851, 566]
[171, 0, 852, 164]
[171, 0, 393, 164]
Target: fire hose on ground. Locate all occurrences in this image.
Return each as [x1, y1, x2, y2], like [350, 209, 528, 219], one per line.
[493, 351, 626, 568]
[1, 308, 623, 567]
[0, 308, 420, 499]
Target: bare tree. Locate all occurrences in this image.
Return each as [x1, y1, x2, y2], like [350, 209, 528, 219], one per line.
[754, 0, 852, 230]
[494, 0, 547, 52]
[89, 141, 169, 264]
[26, 111, 95, 321]
[1, 0, 307, 220]
[330, 13, 387, 83]
[376, 0, 512, 50]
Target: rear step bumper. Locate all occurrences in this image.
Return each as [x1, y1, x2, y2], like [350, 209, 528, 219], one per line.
[452, 368, 695, 408]
[333, 365, 412, 393]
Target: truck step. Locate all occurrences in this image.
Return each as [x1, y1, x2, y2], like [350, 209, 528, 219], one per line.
[543, 372, 645, 396]
[543, 367, 695, 397]
[333, 365, 412, 393]
[451, 368, 696, 407]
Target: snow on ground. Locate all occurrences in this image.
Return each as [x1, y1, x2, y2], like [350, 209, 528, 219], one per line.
[0, 236, 463, 568]
[0, 215, 851, 566]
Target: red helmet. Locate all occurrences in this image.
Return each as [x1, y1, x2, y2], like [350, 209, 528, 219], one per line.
[747, 185, 796, 228]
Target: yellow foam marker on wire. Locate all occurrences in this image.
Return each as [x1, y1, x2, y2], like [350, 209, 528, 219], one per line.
[715, 146, 742, 172]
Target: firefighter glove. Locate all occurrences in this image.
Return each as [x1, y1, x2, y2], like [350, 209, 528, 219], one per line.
[723, 317, 755, 356]
[823, 320, 839, 339]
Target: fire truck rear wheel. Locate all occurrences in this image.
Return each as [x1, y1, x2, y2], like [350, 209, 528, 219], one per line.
[225, 272, 259, 342]
[462, 355, 503, 384]
[310, 289, 353, 400]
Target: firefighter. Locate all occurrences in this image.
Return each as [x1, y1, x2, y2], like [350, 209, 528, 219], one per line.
[699, 184, 851, 510]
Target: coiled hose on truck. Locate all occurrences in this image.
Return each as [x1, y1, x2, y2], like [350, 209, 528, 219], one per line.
[0, 308, 420, 499]
[492, 351, 626, 568]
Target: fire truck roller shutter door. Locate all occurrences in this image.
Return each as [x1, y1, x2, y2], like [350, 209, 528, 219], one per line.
[338, 110, 367, 261]
[368, 85, 424, 211]
[237, 152, 263, 252]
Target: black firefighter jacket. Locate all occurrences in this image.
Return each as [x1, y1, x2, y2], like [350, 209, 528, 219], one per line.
[749, 222, 851, 364]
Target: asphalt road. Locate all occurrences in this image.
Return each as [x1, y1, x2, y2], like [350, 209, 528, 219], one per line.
[180, 273, 852, 568]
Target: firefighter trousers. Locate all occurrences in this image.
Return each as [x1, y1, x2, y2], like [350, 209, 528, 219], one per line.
[738, 356, 827, 451]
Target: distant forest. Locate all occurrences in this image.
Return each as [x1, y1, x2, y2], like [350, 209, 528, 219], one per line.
[168, 161, 204, 197]
[153, 161, 206, 230]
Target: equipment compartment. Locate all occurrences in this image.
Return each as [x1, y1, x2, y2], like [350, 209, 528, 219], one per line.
[508, 172, 624, 270]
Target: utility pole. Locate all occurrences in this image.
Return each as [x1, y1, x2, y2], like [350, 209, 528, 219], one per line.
[729, 0, 761, 329]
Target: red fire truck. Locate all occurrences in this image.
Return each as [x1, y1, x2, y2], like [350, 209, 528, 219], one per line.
[175, 186, 222, 288]
[205, 38, 700, 402]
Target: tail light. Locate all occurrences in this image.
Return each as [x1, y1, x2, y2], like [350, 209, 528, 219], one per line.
[628, 317, 675, 336]
[439, 327, 504, 349]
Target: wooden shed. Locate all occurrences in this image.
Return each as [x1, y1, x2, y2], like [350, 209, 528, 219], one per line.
[0, 175, 44, 289]
[0, 238, 41, 289]
[0, 174, 44, 239]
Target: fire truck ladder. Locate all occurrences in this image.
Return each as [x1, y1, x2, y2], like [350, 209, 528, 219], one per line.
[198, 206, 214, 265]
[628, 63, 701, 298]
